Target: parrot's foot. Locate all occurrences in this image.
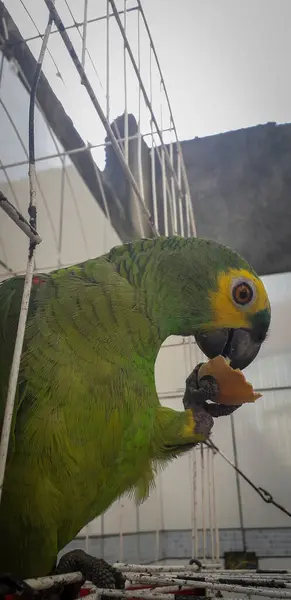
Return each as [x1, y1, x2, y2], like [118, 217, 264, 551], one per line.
[0, 573, 37, 598]
[54, 550, 125, 594]
[183, 364, 240, 418]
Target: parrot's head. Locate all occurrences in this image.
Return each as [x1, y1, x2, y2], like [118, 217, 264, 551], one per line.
[155, 237, 271, 370]
[194, 264, 271, 371]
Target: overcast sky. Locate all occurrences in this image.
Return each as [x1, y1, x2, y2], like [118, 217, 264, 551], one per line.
[3, 0, 291, 177]
[145, 0, 291, 139]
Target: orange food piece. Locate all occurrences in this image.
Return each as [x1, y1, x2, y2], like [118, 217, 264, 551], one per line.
[198, 355, 262, 405]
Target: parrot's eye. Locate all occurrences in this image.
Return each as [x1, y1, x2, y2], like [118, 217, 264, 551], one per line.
[231, 279, 256, 308]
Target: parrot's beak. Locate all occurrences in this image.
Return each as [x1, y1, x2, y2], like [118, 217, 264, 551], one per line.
[194, 320, 268, 371]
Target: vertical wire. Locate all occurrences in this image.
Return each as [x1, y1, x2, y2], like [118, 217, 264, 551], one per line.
[85, 524, 89, 554]
[210, 447, 220, 562]
[161, 148, 168, 236]
[200, 443, 206, 560]
[177, 150, 184, 237]
[57, 154, 66, 266]
[0, 5, 54, 504]
[135, 505, 141, 564]
[81, 0, 89, 72]
[106, 0, 110, 121]
[155, 478, 161, 562]
[156, 474, 165, 561]
[100, 514, 105, 558]
[149, 47, 158, 231]
[190, 449, 198, 559]
[159, 81, 168, 236]
[136, 6, 146, 237]
[123, 0, 129, 164]
[207, 446, 215, 562]
[169, 137, 177, 235]
[0, 49, 12, 278]
[119, 502, 124, 562]
[231, 413, 247, 552]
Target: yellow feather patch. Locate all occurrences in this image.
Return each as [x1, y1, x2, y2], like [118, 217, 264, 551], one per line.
[208, 268, 270, 330]
[182, 409, 196, 437]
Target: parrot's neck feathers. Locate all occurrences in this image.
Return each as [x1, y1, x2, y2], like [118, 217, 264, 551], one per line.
[107, 236, 202, 341]
[106, 236, 253, 342]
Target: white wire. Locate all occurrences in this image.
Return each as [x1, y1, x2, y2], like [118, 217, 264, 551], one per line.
[0, 3, 54, 506]
[106, 0, 110, 120]
[81, 0, 89, 71]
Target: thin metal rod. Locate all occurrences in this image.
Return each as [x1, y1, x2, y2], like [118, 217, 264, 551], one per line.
[207, 446, 215, 561]
[85, 524, 89, 554]
[25, 572, 84, 591]
[230, 413, 247, 552]
[8, 7, 139, 48]
[136, 8, 146, 237]
[124, 574, 291, 599]
[177, 151, 184, 237]
[0, 127, 174, 172]
[100, 513, 105, 558]
[108, 0, 187, 203]
[57, 155, 66, 265]
[123, 0, 129, 164]
[0, 191, 41, 244]
[81, 0, 89, 70]
[106, 0, 110, 120]
[84, 590, 190, 600]
[135, 505, 141, 564]
[0, 8, 53, 503]
[169, 141, 177, 234]
[44, 1, 158, 236]
[136, 0, 196, 235]
[115, 565, 220, 572]
[210, 446, 220, 561]
[119, 502, 124, 562]
[64, 0, 104, 91]
[19, 0, 63, 79]
[200, 444, 206, 560]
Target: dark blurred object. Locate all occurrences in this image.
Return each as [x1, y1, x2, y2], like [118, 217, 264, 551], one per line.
[224, 550, 259, 570]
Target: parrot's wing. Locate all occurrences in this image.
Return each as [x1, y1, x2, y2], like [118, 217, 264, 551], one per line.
[0, 258, 159, 459]
[0, 276, 44, 457]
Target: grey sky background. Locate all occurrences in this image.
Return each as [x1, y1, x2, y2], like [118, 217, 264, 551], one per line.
[3, 0, 291, 177]
[145, 0, 291, 139]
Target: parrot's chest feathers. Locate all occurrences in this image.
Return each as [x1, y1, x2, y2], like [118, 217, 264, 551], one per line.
[13, 376, 158, 525]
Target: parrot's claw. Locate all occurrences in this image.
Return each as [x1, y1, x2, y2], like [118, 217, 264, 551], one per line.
[55, 550, 125, 593]
[183, 363, 241, 419]
[183, 363, 219, 410]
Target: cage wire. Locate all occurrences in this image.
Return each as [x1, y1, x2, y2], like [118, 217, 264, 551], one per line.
[1, 1, 291, 598]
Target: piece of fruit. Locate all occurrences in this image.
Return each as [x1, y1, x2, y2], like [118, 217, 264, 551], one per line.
[198, 355, 262, 405]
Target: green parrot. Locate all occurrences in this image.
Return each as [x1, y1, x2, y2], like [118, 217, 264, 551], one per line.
[0, 236, 270, 587]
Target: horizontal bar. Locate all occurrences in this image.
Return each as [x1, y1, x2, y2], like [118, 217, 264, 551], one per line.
[0, 191, 42, 244]
[124, 574, 291, 598]
[7, 6, 139, 48]
[115, 564, 221, 572]
[0, 128, 174, 172]
[25, 571, 84, 590]
[79, 589, 189, 600]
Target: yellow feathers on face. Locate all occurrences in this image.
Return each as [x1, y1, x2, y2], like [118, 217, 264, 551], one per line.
[209, 268, 270, 331]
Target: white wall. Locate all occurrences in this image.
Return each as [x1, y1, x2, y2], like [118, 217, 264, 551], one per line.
[0, 164, 120, 277]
